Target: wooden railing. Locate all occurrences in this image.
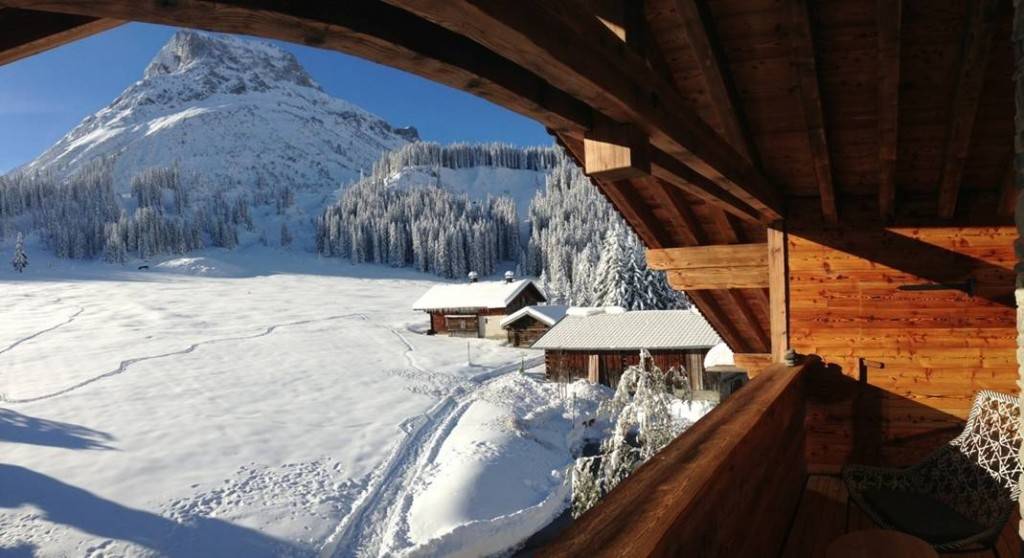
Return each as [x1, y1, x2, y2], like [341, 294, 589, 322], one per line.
[540, 357, 819, 557]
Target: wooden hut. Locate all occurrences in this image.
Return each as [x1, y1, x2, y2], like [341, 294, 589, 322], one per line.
[412, 275, 546, 338]
[499, 304, 568, 347]
[531, 308, 721, 389]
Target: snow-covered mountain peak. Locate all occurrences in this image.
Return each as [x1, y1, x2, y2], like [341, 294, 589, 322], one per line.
[143, 30, 320, 93]
[16, 30, 419, 193]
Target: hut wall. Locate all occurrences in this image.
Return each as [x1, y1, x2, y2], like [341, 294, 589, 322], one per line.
[544, 349, 709, 388]
[788, 225, 1018, 472]
[430, 312, 447, 334]
[505, 315, 550, 347]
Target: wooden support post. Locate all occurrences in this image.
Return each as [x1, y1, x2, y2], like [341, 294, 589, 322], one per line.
[768, 227, 789, 363]
[584, 119, 651, 180]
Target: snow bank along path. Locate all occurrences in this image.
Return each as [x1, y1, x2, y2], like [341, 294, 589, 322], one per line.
[320, 323, 544, 557]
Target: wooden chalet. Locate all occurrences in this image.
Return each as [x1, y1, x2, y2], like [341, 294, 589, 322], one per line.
[532, 308, 721, 390]
[499, 304, 568, 347]
[412, 275, 546, 338]
[5, 0, 1024, 555]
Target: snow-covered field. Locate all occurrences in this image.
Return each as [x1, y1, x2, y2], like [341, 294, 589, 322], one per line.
[0, 248, 604, 557]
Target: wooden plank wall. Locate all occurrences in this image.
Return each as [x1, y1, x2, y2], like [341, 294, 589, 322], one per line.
[505, 315, 550, 346]
[788, 225, 1017, 471]
[543, 349, 708, 388]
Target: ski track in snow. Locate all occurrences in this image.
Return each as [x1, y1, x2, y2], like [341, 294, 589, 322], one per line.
[319, 349, 544, 558]
[0, 313, 369, 404]
[0, 300, 83, 359]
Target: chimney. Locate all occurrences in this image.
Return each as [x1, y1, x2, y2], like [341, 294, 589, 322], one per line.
[504, 270, 515, 284]
[468, 271, 479, 283]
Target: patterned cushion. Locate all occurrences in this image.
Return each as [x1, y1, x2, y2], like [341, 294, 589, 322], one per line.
[863, 489, 984, 545]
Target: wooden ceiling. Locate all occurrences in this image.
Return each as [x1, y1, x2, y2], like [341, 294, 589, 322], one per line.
[0, 0, 1014, 353]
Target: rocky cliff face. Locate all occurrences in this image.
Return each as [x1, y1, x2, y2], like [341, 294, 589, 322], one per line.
[17, 30, 418, 193]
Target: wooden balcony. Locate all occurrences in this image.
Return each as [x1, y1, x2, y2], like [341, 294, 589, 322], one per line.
[541, 355, 1021, 557]
[542, 357, 816, 557]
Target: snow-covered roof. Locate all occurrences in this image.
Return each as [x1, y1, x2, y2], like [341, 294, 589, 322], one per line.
[704, 342, 740, 372]
[531, 309, 721, 351]
[412, 279, 545, 311]
[499, 305, 569, 328]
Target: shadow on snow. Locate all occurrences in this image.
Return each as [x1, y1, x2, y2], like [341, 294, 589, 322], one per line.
[0, 464, 302, 557]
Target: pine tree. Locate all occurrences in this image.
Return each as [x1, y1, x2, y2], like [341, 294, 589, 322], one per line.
[11, 232, 28, 273]
[592, 227, 632, 308]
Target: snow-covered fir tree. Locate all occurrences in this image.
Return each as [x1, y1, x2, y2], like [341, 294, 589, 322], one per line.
[525, 159, 686, 309]
[11, 232, 27, 273]
[571, 350, 692, 518]
[316, 167, 520, 279]
[0, 160, 252, 262]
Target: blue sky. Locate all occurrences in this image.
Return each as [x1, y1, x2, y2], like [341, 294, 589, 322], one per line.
[0, 23, 553, 173]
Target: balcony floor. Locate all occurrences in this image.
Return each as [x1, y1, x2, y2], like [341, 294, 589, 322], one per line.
[780, 475, 1021, 558]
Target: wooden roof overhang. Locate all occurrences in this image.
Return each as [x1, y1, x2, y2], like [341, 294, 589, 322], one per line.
[0, 0, 1015, 355]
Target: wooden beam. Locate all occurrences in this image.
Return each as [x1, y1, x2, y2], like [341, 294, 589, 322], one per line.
[584, 119, 650, 180]
[936, 0, 1000, 218]
[556, 132, 673, 249]
[787, 0, 837, 224]
[665, 267, 768, 290]
[0, 8, 121, 66]
[643, 179, 770, 352]
[383, 0, 783, 222]
[768, 227, 789, 362]
[647, 243, 768, 271]
[877, 0, 901, 221]
[688, 291, 754, 352]
[669, 0, 757, 162]
[649, 148, 764, 223]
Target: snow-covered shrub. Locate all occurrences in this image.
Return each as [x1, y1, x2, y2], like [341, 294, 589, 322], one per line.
[570, 350, 695, 518]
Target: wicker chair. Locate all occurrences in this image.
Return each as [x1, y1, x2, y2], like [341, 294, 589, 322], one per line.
[842, 390, 1022, 555]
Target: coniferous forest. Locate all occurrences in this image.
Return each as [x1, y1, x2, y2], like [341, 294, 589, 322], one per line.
[1, 142, 684, 310]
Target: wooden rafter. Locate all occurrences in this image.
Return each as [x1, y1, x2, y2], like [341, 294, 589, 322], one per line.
[668, 0, 757, 163]
[643, 179, 769, 351]
[877, 0, 901, 221]
[936, 0, 1000, 218]
[557, 131, 753, 351]
[382, 0, 783, 222]
[565, 12, 769, 353]
[640, 0, 771, 347]
[0, 8, 121, 65]
[787, 0, 837, 224]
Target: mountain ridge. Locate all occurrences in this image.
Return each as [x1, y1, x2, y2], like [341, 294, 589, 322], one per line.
[15, 30, 419, 193]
